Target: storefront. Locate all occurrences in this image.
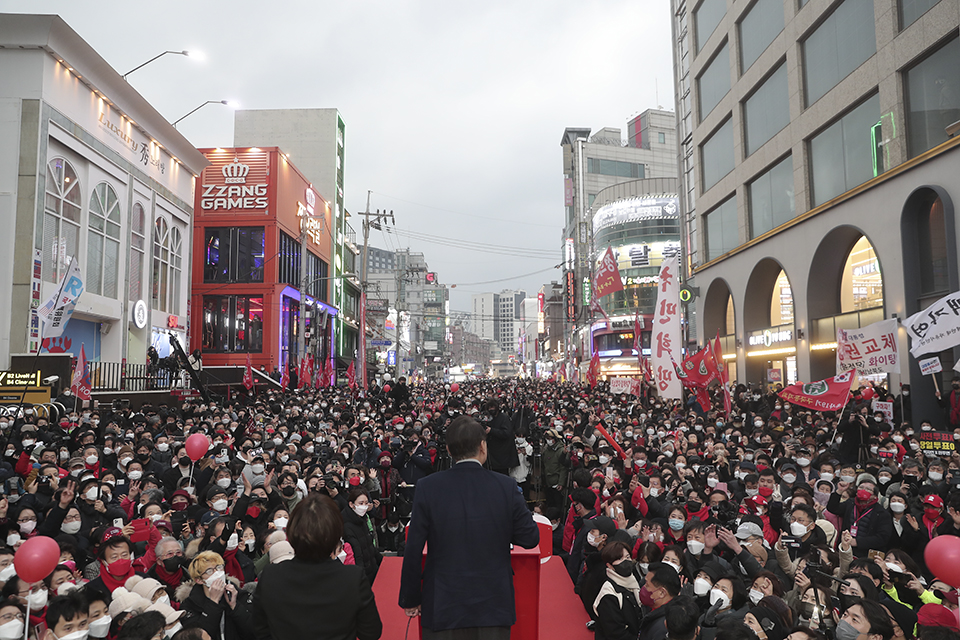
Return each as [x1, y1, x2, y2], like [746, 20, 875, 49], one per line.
[190, 148, 337, 375]
[0, 15, 206, 369]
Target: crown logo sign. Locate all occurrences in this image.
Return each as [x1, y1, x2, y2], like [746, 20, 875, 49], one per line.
[222, 157, 250, 184]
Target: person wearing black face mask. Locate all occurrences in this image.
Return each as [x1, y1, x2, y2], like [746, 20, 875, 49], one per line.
[149, 537, 187, 596]
[592, 540, 642, 637]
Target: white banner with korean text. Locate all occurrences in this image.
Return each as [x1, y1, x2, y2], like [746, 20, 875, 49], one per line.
[652, 256, 682, 400]
[836, 318, 900, 375]
[905, 291, 960, 357]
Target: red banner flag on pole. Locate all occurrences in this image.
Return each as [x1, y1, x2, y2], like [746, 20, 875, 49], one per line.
[587, 351, 600, 388]
[347, 361, 356, 390]
[778, 371, 857, 412]
[70, 343, 91, 403]
[324, 359, 334, 388]
[594, 246, 625, 299]
[242, 354, 254, 391]
[280, 363, 289, 390]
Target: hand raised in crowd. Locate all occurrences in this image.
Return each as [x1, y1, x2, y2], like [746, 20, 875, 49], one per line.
[905, 514, 920, 531]
[716, 526, 741, 554]
[59, 480, 76, 508]
[128, 480, 141, 500]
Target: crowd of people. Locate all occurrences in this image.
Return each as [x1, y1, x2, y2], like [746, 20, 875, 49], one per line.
[0, 375, 956, 640]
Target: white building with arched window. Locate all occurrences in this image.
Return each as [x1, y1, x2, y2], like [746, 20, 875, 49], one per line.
[0, 14, 208, 370]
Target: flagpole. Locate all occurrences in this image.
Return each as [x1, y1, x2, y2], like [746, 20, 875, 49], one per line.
[829, 373, 858, 446]
[14, 260, 74, 423]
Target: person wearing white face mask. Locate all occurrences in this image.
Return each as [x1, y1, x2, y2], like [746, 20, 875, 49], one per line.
[342, 487, 382, 584]
[182, 551, 250, 640]
[0, 601, 23, 640]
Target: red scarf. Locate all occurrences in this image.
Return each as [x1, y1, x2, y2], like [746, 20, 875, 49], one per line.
[923, 510, 944, 538]
[222, 548, 244, 586]
[154, 562, 184, 590]
[99, 560, 133, 592]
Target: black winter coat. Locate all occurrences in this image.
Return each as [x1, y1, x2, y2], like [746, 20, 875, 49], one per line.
[826, 494, 893, 557]
[594, 577, 643, 640]
[485, 412, 519, 472]
[341, 506, 382, 583]
[180, 583, 254, 640]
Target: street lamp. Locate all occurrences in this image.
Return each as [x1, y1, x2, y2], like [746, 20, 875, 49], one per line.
[123, 50, 196, 79]
[172, 100, 239, 128]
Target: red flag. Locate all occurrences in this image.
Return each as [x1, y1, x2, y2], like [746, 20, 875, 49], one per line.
[594, 246, 625, 299]
[589, 295, 610, 322]
[70, 344, 91, 402]
[314, 358, 322, 390]
[280, 364, 289, 390]
[324, 359, 334, 388]
[303, 354, 313, 389]
[778, 371, 857, 412]
[587, 351, 600, 388]
[347, 361, 356, 390]
[242, 354, 254, 391]
[680, 347, 714, 387]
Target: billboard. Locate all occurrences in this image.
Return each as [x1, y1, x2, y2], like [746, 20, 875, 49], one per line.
[565, 271, 576, 321]
[592, 195, 680, 235]
[594, 241, 682, 272]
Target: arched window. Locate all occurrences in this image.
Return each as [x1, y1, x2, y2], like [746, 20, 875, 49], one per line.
[87, 183, 121, 298]
[840, 236, 883, 312]
[918, 195, 949, 295]
[42, 158, 81, 283]
[153, 218, 169, 312]
[170, 226, 182, 310]
[130, 203, 145, 301]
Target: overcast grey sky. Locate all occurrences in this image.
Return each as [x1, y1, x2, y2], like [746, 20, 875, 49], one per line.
[2, 0, 674, 316]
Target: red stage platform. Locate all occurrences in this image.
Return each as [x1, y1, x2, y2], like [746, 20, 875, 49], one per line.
[372, 554, 592, 640]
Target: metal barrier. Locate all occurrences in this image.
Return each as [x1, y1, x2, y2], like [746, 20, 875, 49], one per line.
[88, 362, 186, 392]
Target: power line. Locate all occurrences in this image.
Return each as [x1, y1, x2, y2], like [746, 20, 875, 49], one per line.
[384, 228, 557, 259]
[373, 191, 557, 229]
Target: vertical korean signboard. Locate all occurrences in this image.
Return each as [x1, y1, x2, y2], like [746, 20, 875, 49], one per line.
[565, 272, 576, 322]
[652, 256, 681, 399]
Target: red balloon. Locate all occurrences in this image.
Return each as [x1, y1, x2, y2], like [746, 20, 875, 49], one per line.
[383, 384, 391, 393]
[925, 535, 960, 587]
[14, 536, 60, 583]
[185, 433, 208, 462]
[450, 383, 460, 393]
[862, 388, 876, 400]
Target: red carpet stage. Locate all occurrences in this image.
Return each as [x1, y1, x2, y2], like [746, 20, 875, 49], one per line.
[372, 555, 592, 640]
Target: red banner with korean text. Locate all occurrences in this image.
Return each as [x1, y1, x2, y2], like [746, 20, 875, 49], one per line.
[778, 371, 857, 412]
[242, 353, 254, 391]
[594, 246, 625, 299]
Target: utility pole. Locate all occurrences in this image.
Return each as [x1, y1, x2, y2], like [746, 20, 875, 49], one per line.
[357, 191, 394, 381]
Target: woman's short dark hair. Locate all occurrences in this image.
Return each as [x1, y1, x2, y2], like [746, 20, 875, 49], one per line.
[347, 487, 369, 504]
[446, 416, 485, 460]
[287, 493, 342, 561]
[600, 541, 631, 565]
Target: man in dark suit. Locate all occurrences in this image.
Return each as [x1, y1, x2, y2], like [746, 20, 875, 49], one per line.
[399, 415, 539, 639]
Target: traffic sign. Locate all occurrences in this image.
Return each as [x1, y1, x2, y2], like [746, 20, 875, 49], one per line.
[371, 340, 392, 347]
[679, 285, 699, 304]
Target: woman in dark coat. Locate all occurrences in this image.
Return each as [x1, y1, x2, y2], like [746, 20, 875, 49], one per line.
[593, 541, 643, 640]
[252, 493, 382, 640]
[341, 487, 382, 584]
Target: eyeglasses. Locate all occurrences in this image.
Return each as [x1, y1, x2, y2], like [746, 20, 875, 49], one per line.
[17, 585, 46, 597]
[17, 516, 36, 524]
[0, 613, 23, 623]
[63, 514, 81, 523]
[201, 564, 225, 578]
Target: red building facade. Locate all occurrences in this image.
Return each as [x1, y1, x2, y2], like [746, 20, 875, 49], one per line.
[189, 147, 336, 376]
